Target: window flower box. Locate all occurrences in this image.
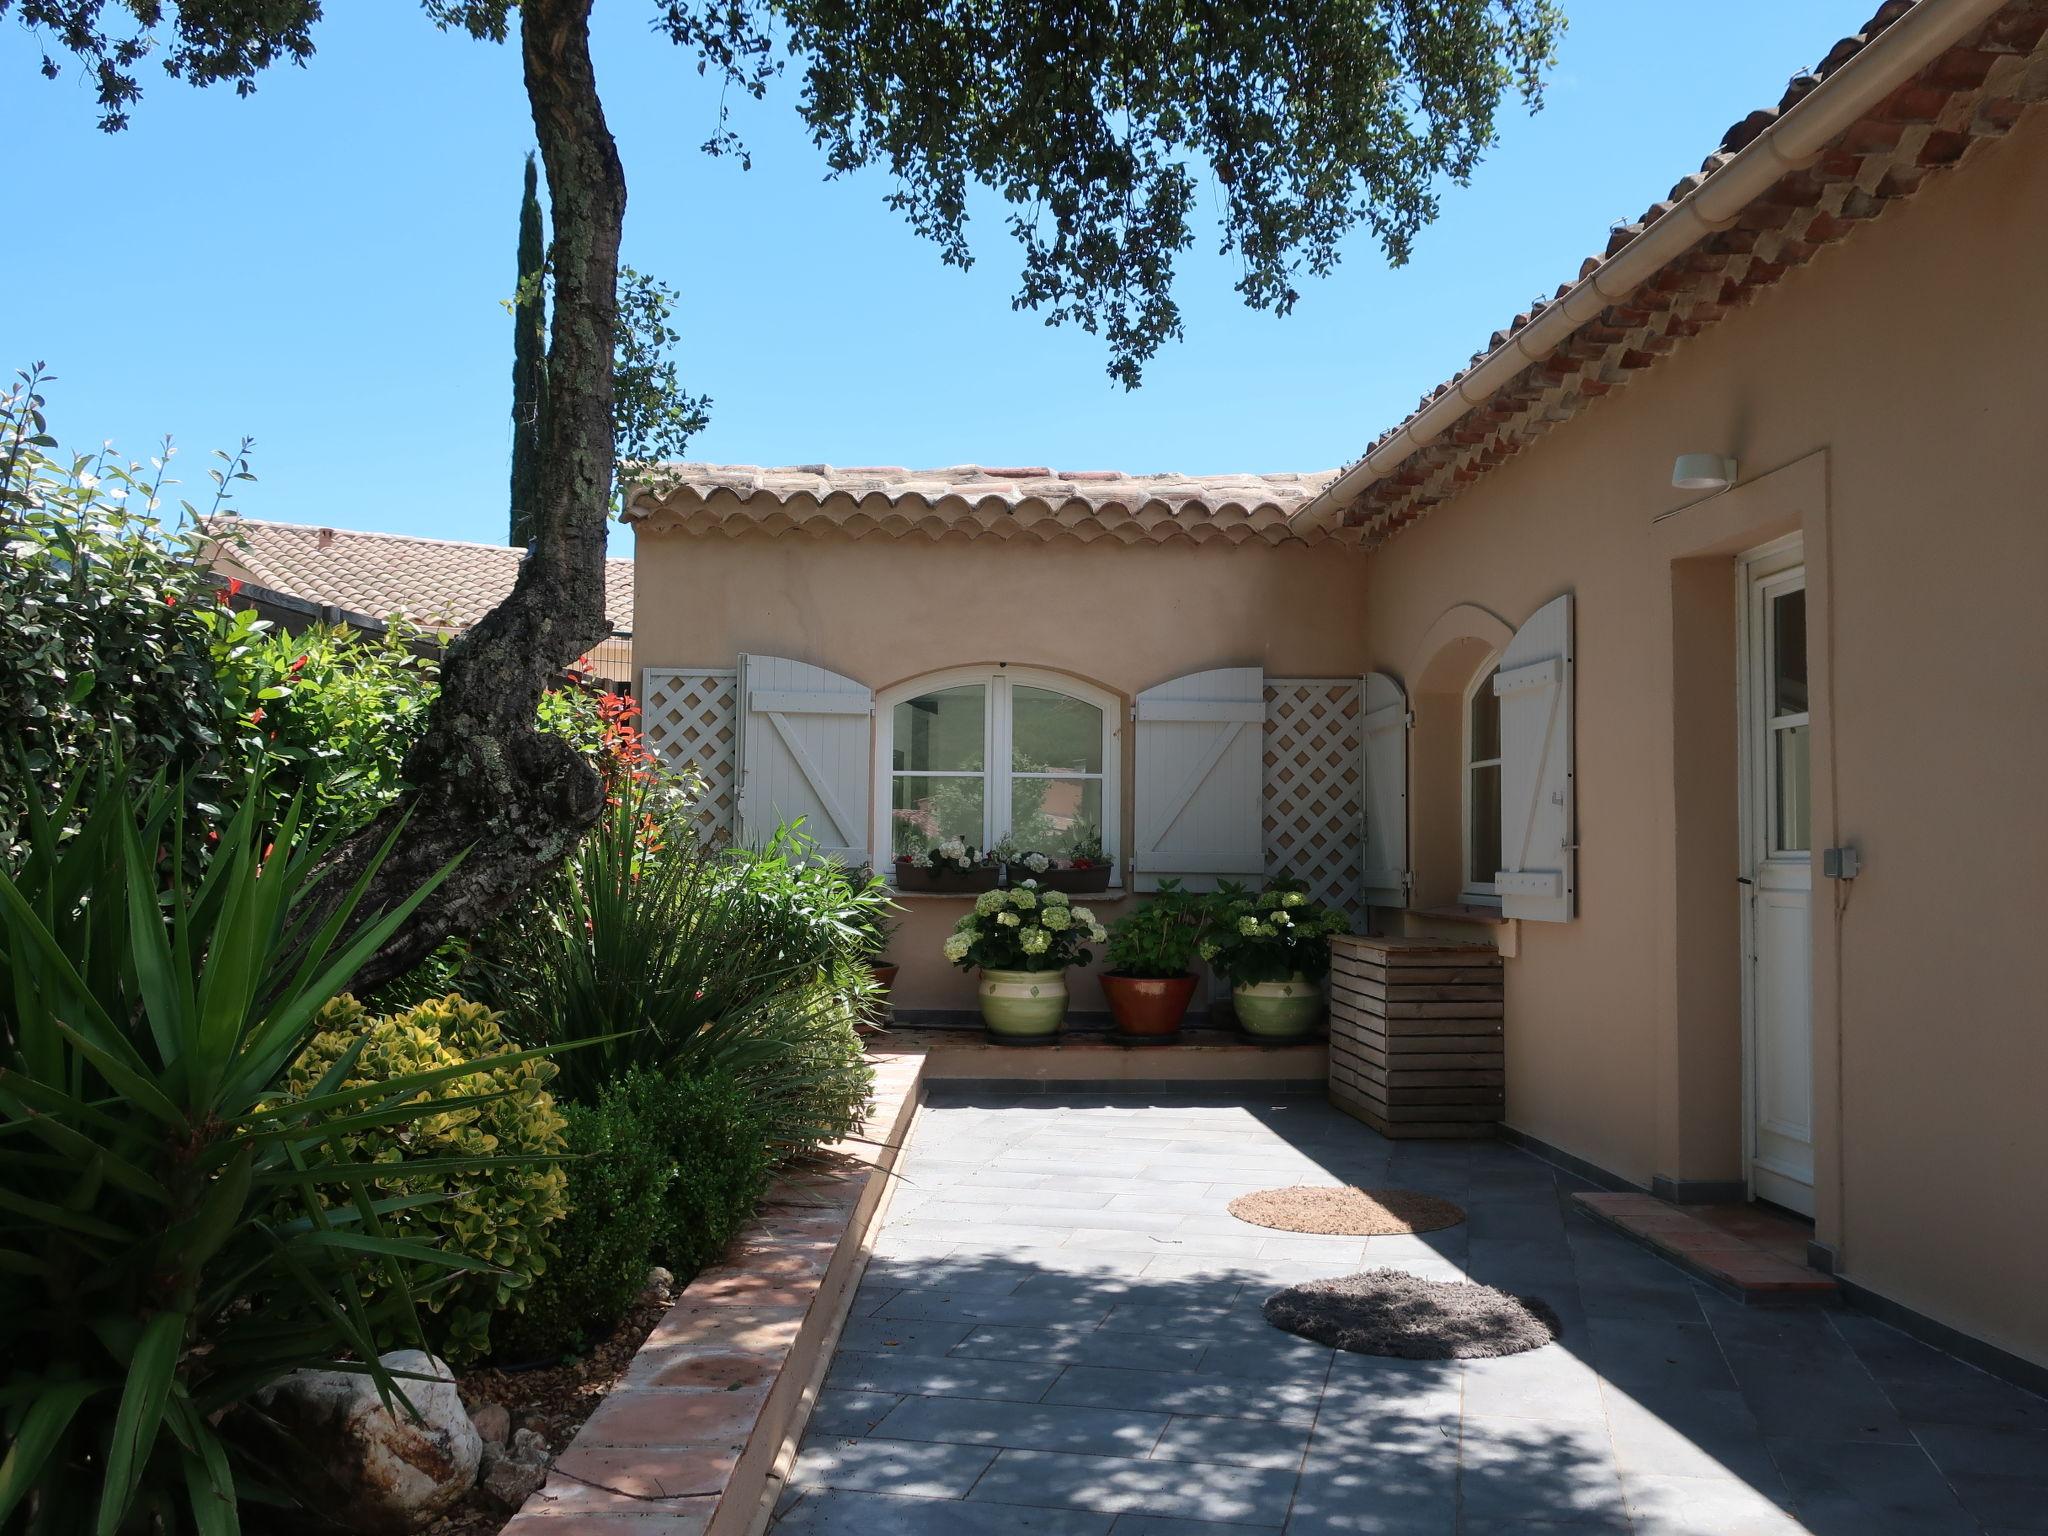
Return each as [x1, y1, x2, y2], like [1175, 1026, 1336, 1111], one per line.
[894, 859, 999, 892]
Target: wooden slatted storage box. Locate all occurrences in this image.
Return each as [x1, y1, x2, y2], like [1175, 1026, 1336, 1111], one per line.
[1326, 935, 1504, 1139]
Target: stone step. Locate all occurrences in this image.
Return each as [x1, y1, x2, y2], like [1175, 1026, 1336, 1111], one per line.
[1572, 1191, 1840, 1307]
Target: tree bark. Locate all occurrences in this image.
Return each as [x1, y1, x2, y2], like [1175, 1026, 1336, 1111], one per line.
[327, 0, 621, 992]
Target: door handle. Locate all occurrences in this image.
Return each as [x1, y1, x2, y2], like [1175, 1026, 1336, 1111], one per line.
[1736, 876, 1753, 885]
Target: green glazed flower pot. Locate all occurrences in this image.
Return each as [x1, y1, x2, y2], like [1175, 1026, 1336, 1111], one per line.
[1232, 975, 1323, 1039]
[978, 967, 1068, 1041]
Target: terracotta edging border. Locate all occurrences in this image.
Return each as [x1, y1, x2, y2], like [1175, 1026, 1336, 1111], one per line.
[503, 1052, 925, 1536]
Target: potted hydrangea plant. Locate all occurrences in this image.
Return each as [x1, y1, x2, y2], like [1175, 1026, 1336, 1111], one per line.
[1200, 879, 1351, 1039]
[1099, 878, 1207, 1041]
[944, 882, 1107, 1041]
[895, 834, 999, 892]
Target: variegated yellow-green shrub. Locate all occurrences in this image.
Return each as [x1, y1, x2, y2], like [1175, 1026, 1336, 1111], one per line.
[287, 994, 570, 1363]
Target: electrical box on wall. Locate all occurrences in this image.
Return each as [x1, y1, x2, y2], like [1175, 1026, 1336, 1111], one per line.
[1822, 846, 1862, 880]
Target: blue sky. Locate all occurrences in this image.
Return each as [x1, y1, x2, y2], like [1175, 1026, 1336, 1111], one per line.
[6, 3, 1847, 552]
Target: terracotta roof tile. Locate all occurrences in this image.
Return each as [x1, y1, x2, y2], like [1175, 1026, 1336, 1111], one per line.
[625, 464, 1349, 548]
[1314, 0, 2048, 544]
[206, 518, 633, 634]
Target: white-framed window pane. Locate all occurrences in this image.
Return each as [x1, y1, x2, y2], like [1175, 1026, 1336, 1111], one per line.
[893, 685, 985, 772]
[1011, 685, 1104, 774]
[1774, 725, 1811, 854]
[1009, 776, 1103, 853]
[1467, 763, 1502, 887]
[1468, 671, 1501, 763]
[1771, 588, 1808, 716]
[891, 775, 985, 856]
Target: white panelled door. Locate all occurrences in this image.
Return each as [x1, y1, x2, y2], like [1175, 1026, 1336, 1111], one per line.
[1132, 667, 1266, 891]
[1740, 541, 1814, 1215]
[1494, 594, 1575, 922]
[1359, 672, 1412, 908]
[735, 653, 873, 862]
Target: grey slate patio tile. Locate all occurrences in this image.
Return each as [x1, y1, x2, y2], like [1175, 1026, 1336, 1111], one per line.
[825, 1352, 1064, 1403]
[1830, 1312, 2048, 1429]
[776, 1488, 1115, 1534]
[1458, 1347, 1606, 1424]
[1196, 1336, 1336, 1382]
[1599, 1386, 1778, 1485]
[1718, 1342, 1912, 1443]
[1909, 1422, 2048, 1530]
[836, 1317, 980, 1357]
[1284, 1439, 1458, 1534]
[965, 1447, 1299, 1524]
[1149, 1413, 1312, 1469]
[1619, 1472, 1803, 1536]
[872, 1395, 1170, 1457]
[1110, 1518, 1282, 1536]
[877, 1289, 1117, 1327]
[951, 1323, 1207, 1373]
[1583, 1316, 1740, 1400]
[806, 1388, 902, 1437]
[787, 1434, 998, 1498]
[1045, 1364, 1322, 1423]
[1765, 1435, 1981, 1534]
[1456, 1413, 1629, 1527]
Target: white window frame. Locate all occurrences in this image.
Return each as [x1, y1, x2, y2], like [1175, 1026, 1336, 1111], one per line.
[1461, 658, 1504, 906]
[872, 666, 1122, 882]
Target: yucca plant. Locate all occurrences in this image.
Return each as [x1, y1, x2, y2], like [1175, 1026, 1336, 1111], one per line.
[473, 777, 885, 1107]
[0, 772, 551, 1535]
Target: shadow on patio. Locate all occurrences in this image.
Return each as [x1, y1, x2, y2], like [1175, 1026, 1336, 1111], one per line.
[771, 1086, 2046, 1534]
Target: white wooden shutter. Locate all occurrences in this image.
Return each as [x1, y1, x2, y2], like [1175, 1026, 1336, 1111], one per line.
[1494, 593, 1575, 921]
[735, 653, 872, 863]
[1359, 671, 1411, 908]
[1132, 667, 1265, 892]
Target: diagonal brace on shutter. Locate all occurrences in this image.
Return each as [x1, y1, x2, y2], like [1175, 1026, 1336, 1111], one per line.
[763, 711, 859, 848]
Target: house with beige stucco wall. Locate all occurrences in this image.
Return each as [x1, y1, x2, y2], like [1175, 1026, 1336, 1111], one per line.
[628, 0, 2048, 1388]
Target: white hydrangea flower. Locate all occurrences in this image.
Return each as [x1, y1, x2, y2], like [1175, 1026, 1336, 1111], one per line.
[1071, 907, 1096, 928]
[1281, 891, 1307, 908]
[1025, 853, 1050, 873]
[1199, 939, 1219, 961]
[1041, 906, 1073, 931]
[975, 889, 1007, 916]
[943, 933, 971, 962]
[1019, 928, 1050, 955]
[1238, 915, 1263, 937]
[1010, 888, 1038, 910]
[1043, 889, 1071, 907]
[996, 910, 1021, 927]
[1089, 924, 1108, 943]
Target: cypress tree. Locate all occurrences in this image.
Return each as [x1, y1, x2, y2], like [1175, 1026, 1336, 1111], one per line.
[509, 152, 546, 548]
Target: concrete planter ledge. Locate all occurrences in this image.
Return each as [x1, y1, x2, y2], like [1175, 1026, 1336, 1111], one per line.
[502, 1029, 1327, 1534]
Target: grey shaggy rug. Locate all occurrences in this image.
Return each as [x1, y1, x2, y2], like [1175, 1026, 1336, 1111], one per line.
[1263, 1268, 1563, 1359]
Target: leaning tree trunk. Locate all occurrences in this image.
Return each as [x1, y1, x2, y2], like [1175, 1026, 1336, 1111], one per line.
[326, 0, 620, 991]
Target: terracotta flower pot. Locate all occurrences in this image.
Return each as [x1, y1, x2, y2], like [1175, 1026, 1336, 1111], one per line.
[1232, 974, 1324, 1039]
[978, 968, 1068, 1042]
[1101, 973, 1197, 1041]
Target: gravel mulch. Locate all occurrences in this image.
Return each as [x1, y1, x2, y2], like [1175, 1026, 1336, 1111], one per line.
[1227, 1185, 1467, 1235]
[421, 1288, 673, 1536]
[1263, 1267, 1562, 1359]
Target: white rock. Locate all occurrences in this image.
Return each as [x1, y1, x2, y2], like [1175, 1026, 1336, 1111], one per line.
[256, 1349, 481, 1533]
[469, 1401, 510, 1447]
[641, 1265, 676, 1303]
[479, 1426, 551, 1512]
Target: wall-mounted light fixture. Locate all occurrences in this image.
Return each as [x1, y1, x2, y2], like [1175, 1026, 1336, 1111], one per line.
[1671, 453, 1738, 491]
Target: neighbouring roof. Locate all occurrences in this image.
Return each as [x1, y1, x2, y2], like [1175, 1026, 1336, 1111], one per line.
[1298, 0, 2048, 543]
[206, 518, 635, 634]
[624, 464, 1347, 548]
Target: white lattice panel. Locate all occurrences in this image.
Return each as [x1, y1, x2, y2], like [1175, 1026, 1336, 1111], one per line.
[1263, 679, 1364, 910]
[641, 667, 738, 840]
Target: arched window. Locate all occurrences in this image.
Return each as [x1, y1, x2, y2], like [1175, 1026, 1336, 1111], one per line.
[1463, 661, 1503, 904]
[874, 667, 1120, 878]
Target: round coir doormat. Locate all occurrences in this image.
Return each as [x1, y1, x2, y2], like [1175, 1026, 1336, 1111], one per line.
[1264, 1268, 1562, 1360]
[1226, 1185, 1466, 1237]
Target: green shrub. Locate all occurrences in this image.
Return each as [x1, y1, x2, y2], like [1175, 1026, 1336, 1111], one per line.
[0, 773, 537, 1535]
[286, 994, 570, 1364]
[472, 776, 886, 1112]
[616, 1070, 772, 1278]
[205, 611, 439, 844]
[0, 368, 240, 854]
[761, 965, 876, 1150]
[491, 1087, 672, 1361]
